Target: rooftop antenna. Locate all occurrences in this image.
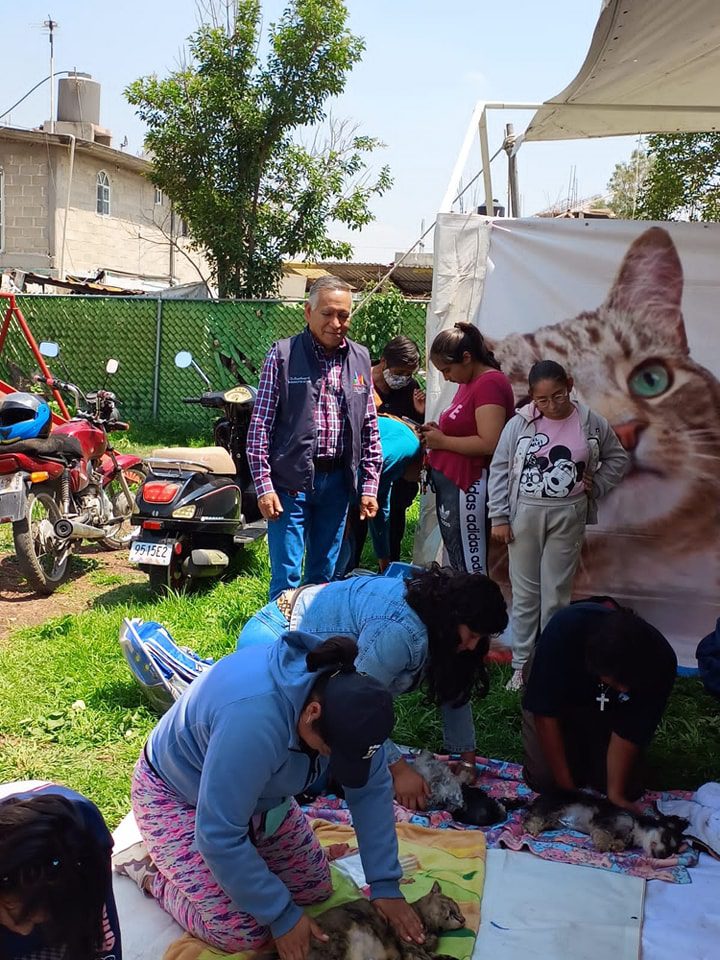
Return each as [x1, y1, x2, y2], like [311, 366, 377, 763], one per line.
[419, 219, 426, 254]
[42, 15, 59, 133]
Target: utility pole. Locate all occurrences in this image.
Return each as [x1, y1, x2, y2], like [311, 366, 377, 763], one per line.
[43, 15, 59, 133]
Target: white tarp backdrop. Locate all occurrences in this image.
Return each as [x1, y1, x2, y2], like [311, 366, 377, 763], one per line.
[418, 215, 720, 666]
[524, 0, 720, 141]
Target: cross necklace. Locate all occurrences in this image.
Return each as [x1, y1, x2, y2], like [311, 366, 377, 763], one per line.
[596, 684, 610, 712]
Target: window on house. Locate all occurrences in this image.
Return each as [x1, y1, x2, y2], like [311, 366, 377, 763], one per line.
[154, 186, 163, 205]
[96, 171, 110, 216]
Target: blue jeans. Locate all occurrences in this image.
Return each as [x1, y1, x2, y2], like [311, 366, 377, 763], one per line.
[238, 600, 288, 648]
[267, 470, 350, 600]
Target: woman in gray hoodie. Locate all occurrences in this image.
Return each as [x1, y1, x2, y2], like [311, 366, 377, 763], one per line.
[488, 361, 629, 692]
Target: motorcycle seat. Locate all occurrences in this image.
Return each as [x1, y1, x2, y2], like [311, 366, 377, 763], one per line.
[0, 435, 83, 462]
[150, 446, 236, 475]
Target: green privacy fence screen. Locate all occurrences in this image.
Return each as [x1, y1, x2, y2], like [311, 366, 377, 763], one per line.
[0, 296, 428, 431]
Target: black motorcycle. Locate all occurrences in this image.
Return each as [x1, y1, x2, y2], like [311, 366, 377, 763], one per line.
[129, 351, 266, 592]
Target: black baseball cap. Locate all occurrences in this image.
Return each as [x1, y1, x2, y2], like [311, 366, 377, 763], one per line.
[322, 670, 395, 789]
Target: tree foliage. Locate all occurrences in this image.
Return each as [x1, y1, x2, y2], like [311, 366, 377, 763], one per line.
[635, 133, 720, 222]
[606, 147, 654, 220]
[126, 0, 391, 298]
[350, 283, 410, 361]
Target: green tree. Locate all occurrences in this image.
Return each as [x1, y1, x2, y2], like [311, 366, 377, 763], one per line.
[126, 0, 391, 298]
[636, 133, 720, 221]
[606, 146, 654, 219]
[350, 283, 409, 360]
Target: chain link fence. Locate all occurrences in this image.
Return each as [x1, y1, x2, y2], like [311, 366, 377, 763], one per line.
[0, 295, 428, 432]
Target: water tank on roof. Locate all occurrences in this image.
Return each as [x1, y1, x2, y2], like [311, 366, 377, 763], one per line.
[57, 73, 101, 126]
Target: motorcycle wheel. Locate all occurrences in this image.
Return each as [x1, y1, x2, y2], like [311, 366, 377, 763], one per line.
[147, 539, 190, 595]
[13, 491, 71, 594]
[100, 464, 149, 550]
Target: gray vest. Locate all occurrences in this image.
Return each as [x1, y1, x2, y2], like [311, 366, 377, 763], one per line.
[270, 326, 372, 494]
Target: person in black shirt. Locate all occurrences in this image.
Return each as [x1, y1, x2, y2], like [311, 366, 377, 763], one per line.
[522, 601, 677, 808]
[370, 336, 425, 561]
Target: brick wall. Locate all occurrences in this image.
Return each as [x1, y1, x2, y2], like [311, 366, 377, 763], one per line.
[0, 136, 209, 286]
[0, 142, 52, 269]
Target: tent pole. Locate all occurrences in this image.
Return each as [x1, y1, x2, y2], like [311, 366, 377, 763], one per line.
[505, 123, 520, 216]
[479, 108, 493, 216]
[439, 100, 485, 212]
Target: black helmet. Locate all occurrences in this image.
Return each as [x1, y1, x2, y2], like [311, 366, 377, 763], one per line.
[0, 392, 52, 443]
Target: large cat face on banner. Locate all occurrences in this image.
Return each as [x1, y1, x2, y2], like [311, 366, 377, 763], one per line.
[489, 226, 720, 589]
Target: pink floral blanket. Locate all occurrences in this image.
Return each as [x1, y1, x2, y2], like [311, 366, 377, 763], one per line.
[301, 755, 699, 884]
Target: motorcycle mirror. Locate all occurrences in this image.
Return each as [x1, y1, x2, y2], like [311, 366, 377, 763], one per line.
[105, 358, 119, 375]
[175, 351, 194, 369]
[39, 341, 60, 358]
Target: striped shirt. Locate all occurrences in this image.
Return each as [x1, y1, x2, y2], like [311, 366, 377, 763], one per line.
[247, 335, 381, 498]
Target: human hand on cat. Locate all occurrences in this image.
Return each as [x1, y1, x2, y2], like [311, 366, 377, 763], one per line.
[374, 897, 426, 944]
[275, 914, 329, 960]
[391, 760, 431, 810]
[491, 524, 513, 544]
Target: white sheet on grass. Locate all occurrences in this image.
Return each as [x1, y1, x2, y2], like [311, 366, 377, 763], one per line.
[474, 848, 644, 960]
[112, 812, 720, 960]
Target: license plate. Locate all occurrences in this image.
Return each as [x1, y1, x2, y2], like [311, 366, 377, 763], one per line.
[129, 540, 173, 566]
[0, 474, 27, 523]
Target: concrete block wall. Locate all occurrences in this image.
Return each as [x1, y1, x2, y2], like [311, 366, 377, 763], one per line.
[0, 143, 51, 269]
[1, 137, 209, 285]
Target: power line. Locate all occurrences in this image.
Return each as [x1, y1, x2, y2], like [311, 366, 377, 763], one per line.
[0, 70, 73, 123]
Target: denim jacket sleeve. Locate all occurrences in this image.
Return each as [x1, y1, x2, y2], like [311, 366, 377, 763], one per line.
[440, 702, 476, 754]
[354, 618, 425, 689]
[354, 615, 426, 768]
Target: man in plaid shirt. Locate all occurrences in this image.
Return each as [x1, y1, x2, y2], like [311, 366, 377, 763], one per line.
[247, 276, 382, 599]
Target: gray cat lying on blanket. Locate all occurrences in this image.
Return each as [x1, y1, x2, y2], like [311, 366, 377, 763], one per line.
[523, 792, 689, 858]
[308, 882, 465, 960]
[412, 750, 512, 826]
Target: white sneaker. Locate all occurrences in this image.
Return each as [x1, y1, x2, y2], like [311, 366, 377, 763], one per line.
[113, 840, 158, 896]
[505, 668, 525, 692]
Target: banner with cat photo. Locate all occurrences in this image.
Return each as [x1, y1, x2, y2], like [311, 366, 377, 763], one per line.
[420, 214, 720, 667]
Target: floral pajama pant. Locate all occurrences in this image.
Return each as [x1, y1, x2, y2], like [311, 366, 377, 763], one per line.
[131, 753, 332, 951]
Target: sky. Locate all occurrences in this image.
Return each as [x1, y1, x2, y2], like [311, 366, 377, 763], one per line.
[1, 1, 638, 262]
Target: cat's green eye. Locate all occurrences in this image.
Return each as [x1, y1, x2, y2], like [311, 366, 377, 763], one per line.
[628, 362, 671, 398]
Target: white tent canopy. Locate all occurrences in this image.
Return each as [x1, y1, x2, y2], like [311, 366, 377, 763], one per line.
[525, 0, 720, 142]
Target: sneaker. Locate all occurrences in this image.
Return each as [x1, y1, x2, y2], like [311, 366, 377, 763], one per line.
[505, 668, 525, 692]
[113, 840, 158, 896]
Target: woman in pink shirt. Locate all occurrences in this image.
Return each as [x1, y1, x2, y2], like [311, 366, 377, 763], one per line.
[422, 323, 515, 575]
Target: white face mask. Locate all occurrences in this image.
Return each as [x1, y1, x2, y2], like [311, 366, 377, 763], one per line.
[383, 369, 412, 390]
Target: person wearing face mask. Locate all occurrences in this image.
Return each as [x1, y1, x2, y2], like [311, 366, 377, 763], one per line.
[370, 337, 425, 561]
[247, 276, 382, 600]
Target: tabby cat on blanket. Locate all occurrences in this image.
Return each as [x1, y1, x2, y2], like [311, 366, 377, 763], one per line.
[488, 226, 720, 595]
[412, 750, 511, 826]
[523, 791, 689, 858]
[307, 881, 465, 960]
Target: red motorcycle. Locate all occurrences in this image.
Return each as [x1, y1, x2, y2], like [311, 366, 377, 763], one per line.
[0, 357, 146, 594]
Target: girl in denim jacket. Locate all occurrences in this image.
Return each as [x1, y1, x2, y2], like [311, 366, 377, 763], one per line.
[238, 565, 508, 810]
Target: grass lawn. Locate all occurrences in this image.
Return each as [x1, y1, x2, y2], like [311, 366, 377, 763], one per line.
[1, 426, 719, 826]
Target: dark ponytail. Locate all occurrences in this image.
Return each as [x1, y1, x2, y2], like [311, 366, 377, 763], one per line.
[306, 635, 359, 674]
[430, 322, 501, 371]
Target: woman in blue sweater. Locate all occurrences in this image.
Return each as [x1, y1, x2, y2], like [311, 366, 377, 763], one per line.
[121, 632, 424, 958]
[238, 565, 509, 809]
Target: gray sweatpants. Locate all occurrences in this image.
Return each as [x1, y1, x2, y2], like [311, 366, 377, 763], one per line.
[507, 497, 587, 669]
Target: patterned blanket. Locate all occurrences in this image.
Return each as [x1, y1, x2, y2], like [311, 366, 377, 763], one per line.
[302, 755, 699, 884]
[163, 821, 485, 960]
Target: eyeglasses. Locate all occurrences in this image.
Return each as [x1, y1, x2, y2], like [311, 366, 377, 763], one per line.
[534, 391, 569, 408]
